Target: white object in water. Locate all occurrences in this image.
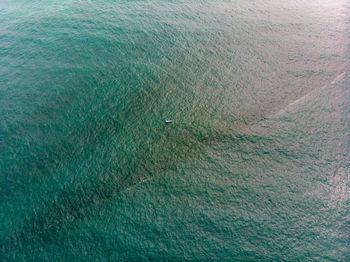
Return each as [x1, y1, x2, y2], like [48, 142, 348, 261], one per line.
[165, 120, 172, 124]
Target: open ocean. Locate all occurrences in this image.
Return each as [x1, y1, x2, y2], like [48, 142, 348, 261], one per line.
[0, 0, 349, 260]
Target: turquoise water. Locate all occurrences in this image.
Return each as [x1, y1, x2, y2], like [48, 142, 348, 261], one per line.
[0, 0, 349, 260]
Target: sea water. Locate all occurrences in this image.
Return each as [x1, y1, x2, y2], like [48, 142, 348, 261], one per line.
[0, 0, 349, 260]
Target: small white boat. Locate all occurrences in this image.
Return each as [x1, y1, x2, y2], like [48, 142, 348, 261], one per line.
[165, 120, 172, 124]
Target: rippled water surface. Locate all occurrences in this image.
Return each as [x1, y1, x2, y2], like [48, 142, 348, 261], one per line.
[0, 0, 349, 260]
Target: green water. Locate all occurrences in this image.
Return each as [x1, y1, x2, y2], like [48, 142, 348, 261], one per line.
[0, 0, 349, 260]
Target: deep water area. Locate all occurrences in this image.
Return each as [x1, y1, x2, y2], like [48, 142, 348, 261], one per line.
[0, 0, 349, 260]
